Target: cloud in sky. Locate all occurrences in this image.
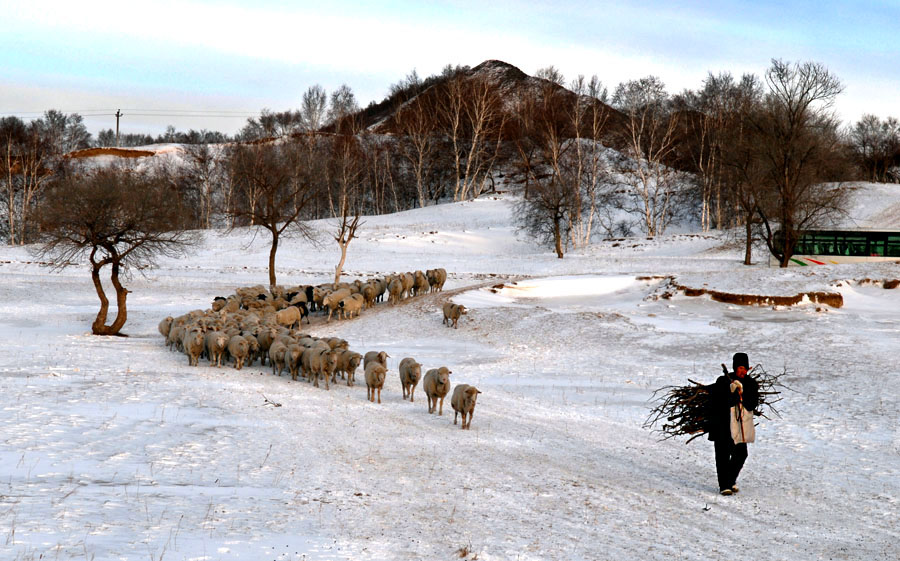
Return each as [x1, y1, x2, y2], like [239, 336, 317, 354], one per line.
[2, 0, 897, 136]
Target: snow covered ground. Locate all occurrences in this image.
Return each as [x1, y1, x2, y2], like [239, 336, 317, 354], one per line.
[1, 186, 899, 560]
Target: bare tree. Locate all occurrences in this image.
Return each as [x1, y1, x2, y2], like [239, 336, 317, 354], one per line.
[612, 76, 686, 236]
[33, 166, 197, 335]
[437, 74, 505, 201]
[847, 114, 900, 183]
[718, 79, 770, 265]
[566, 74, 612, 248]
[513, 72, 613, 257]
[753, 59, 851, 267]
[182, 144, 225, 229]
[395, 89, 438, 208]
[38, 110, 92, 155]
[227, 142, 318, 286]
[1, 117, 52, 245]
[328, 131, 366, 285]
[515, 174, 573, 259]
[301, 85, 329, 132]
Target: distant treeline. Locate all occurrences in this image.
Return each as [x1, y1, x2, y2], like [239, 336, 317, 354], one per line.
[2, 59, 898, 267]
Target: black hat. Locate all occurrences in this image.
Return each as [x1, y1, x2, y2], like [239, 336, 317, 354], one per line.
[733, 352, 749, 372]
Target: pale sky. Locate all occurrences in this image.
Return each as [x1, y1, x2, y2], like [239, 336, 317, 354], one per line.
[2, 0, 897, 137]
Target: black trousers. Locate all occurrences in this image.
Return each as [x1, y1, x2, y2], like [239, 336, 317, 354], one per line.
[714, 439, 748, 491]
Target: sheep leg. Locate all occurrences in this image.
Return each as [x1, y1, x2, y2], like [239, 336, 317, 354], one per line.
[376, 387, 381, 404]
[438, 396, 444, 415]
[410, 387, 415, 403]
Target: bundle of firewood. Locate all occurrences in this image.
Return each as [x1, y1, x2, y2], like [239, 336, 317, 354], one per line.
[643, 365, 785, 443]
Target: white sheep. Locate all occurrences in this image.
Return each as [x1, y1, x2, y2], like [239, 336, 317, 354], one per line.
[388, 278, 403, 305]
[269, 341, 288, 377]
[322, 288, 352, 322]
[451, 384, 482, 429]
[228, 335, 250, 370]
[158, 316, 174, 339]
[183, 329, 205, 367]
[308, 348, 337, 389]
[286, 343, 304, 381]
[364, 362, 388, 403]
[423, 366, 452, 415]
[427, 268, 447, 293]
[412, 270, 429, 297]
[442, 302, 467, 329]
[398, 357, 423, 402]
[338, 293, 365, 320]
[256, 326, 280, 366]
[361, 282, 377, 309]
[274, 304, 305, 329]
[335, 350, 363, 386]
[364, 350, 390, 371]
[205, 331, 229, 367]
[400, 272, 414, 299]
[240, 332, 259, 366]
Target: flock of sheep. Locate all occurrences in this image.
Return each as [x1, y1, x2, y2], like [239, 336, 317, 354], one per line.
[157, 269, 481, 429]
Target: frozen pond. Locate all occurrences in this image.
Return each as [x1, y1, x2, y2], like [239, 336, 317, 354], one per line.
[454, 275, 725, 334]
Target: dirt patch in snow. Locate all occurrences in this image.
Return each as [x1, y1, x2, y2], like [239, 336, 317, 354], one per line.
[669, 280, 844, 308]
[851, 277, 900, 290]
[65, 147, 156, 159]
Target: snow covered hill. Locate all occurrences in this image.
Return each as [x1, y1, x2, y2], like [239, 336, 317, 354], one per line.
[0, 185, 898, 560]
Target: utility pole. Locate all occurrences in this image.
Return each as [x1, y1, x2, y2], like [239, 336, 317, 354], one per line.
[115, 109, 123, 147]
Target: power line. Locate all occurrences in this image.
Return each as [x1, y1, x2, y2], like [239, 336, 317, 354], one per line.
[0, 108, 259, 119]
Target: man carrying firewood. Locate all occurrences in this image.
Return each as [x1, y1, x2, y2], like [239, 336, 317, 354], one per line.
[708, 352, 759, 496]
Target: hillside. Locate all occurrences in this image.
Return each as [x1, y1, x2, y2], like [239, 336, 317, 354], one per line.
[0, 183, 898, 559]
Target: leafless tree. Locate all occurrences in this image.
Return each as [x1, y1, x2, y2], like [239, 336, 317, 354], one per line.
[226, 142, 318, 286]
[437, 74, 505, 201]
[513, 72, 614, 257]
[327, 131, 366, 285]
[847, 114, 900, 183]
[395, 88, 438, 208]
[301, 85, 329, 133]
[612, 76, 686, 236]
[182, 143, 225, 229]
[753, 59, 851, 267]
[515, 172, 572, 259]
[1, 117, 52, 245]
[33, 166, 198, 335]
[38, 110, 92, 155]
[566, 74, 612, 248]
[717, 81, 771, 265]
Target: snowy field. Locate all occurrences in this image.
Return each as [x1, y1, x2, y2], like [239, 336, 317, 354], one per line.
[1, 187, 899, 560]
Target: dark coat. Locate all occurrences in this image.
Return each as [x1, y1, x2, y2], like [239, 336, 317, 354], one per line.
[707, 372, 759, 442]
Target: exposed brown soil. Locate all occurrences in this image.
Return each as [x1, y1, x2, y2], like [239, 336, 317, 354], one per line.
[670, 281, 844, 308]
[65, 147, 156, 159]
[855, 278, 900, 290]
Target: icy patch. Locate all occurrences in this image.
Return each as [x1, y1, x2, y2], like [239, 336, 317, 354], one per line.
[455, 275, 726, 334]
[455, 275, 642, 311]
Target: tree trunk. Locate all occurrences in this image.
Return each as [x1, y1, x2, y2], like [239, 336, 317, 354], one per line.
[90, 263, 110, 335]
[334, 241, 348, 286]
[744, 214, 753, 265]
[106, 260, 129, 335]
[91, 260, 129, 336]
[268, 231, 279, 287]
[554, 217, 564, 259]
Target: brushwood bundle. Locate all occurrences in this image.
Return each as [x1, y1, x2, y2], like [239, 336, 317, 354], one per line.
[643, 365, 785, 443]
